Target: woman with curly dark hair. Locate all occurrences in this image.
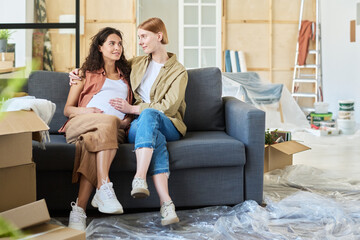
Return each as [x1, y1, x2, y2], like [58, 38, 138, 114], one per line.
[60, 27, 133, 231]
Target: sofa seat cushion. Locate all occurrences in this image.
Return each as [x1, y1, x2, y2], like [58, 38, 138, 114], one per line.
[167, 131, 245, 170]
[34, 131, 245, 172]
[113, 131, 245, 172]
[34, 135, 136, 171]
[33, 135, 75, 171]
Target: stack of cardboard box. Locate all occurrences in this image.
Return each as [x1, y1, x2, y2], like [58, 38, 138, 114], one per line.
[0, 111, 85, 239]
[0, 111, 48, 212]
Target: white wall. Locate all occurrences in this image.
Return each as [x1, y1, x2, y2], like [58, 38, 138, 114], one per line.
[321, 0, 360, 123]
[0, 0, 27, 67]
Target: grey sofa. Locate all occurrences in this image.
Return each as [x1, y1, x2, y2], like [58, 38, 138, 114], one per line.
[28, 67, 265, 212]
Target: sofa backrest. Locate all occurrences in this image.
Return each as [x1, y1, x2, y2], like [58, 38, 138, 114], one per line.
[28, 67, 225, 133]
[184, 67, 225, 131]
[28, 71, 69, 134]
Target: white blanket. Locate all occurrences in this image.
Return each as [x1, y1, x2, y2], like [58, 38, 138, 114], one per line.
[2, 96, 56, 146]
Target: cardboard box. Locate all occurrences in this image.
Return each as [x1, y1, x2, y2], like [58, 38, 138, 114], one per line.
[0, 200, 85, 240]
[0, 111, 49, 168]
[0, 132, 32, 168]
[23, 223, 86, 240]
[0, 199, 50, 229]
[0, 163, 36, 212]
[264, 140, 310, 172]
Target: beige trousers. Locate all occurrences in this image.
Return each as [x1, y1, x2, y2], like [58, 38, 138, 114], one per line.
[65, 113, 125, 187]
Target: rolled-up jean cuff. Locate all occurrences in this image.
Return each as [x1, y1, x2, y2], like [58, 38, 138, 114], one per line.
[151, 169, 170, 177]
[134, 141, 154, 150]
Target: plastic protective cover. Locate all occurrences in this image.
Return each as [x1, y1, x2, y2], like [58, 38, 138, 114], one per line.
[222, 72, 310, 130]
[84, 164, 360, 239]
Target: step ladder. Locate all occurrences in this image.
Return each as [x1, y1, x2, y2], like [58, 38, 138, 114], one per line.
[292, 0, 323, 113]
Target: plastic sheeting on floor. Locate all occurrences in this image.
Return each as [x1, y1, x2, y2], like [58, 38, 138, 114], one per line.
[84, 165, 360, 239]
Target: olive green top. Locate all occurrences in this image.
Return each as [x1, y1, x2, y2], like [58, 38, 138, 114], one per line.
[129, 53, 188, 136]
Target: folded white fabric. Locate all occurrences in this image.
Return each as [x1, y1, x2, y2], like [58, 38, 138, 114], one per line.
[2, 96, 56, 147]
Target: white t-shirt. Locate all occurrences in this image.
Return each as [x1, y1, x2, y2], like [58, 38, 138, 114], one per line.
[87, 78, 128, 120]
[137, 60, 164, 103]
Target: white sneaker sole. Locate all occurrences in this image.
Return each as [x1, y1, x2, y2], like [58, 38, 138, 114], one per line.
[161, 216, 179, 226]
[131, 187, 150, 198]
[91, 196, 123, 214]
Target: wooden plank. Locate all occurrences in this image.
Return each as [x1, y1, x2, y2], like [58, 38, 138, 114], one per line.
[272, 68, 294, 71]
[85, 19, 134, 23]
[246, 68, 295, 72]
[303, 0, 316, 21]
[273, 0, 301, 21]
[248, 68, 270, 71]
[226, 0, 269, 20]
[269, 0, 273, 82]
[273, 24, 298, 69]
[227, 19, 269, 24]
[272, 71, 293, 91]
[45, 0, 76, 22]
[226, 23, 269, 69]
[0, 67, 25, 74]
[86, 0, 133, 20]
[227, 20, 298, 24]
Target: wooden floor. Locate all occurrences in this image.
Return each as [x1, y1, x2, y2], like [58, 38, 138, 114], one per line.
[293, 129, 360, 180]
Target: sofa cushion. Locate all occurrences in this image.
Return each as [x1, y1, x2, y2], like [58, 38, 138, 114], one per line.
[33, 135, 74, 171]
[28, 71, 69, 134]
[184, 67, 225, 131]
[34, 132, 245, 172]
[115, 132, 245, 171]
[168, 131, 245, 169]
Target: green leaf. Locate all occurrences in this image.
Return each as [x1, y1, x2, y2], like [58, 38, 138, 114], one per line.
[0, 216, 24, 238]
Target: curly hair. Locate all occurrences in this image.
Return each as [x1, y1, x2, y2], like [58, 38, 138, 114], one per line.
[80, 27, 131, 80]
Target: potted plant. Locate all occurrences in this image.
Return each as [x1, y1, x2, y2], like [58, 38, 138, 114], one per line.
[0, 29, 14, 52]
[265, 128, 279, 145]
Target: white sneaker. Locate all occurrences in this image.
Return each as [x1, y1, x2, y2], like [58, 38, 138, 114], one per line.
[91, 179, 123, 214]
[68, 199, 87, 231]
[131, 177, 150, 198]
[160, 201, 179, 226]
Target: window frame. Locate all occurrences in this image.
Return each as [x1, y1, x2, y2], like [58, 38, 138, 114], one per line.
[0, 0, 81, 68]
[179, 0, 222, 69]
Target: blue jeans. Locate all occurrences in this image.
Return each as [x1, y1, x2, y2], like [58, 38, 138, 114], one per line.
[128, 108, 181, 176]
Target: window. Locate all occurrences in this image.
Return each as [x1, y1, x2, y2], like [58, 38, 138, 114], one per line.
[179, 0, 221, 69]
[0, 0, 80, 77]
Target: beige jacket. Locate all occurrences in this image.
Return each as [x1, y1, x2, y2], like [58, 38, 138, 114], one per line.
[129, 53, 188, 136]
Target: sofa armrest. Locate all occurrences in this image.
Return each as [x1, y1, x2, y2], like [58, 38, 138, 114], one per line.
[223, 96, 265, 204]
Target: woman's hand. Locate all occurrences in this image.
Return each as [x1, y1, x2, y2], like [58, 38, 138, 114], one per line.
[109, 98, 132, 114]
[69, 68, 82, 85]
